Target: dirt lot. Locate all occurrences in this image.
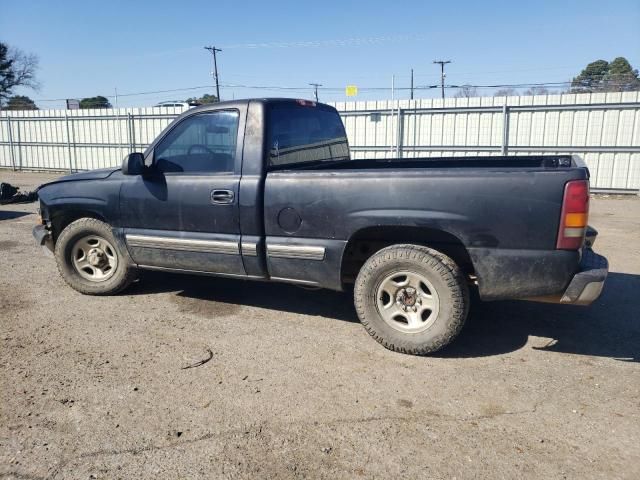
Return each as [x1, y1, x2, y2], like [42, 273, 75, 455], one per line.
[1, 171, 639, 479]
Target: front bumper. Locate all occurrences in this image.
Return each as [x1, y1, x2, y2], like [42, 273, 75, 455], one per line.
[33, 224, 54, 257]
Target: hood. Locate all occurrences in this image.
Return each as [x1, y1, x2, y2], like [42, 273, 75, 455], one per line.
[38, 167, 120, 190]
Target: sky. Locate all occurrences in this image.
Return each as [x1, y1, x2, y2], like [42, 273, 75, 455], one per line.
[2, 0, 639, 108]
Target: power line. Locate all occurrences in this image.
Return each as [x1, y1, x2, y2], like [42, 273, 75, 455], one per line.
[30, 77, 638, 104]
[33, 85, 214, 102]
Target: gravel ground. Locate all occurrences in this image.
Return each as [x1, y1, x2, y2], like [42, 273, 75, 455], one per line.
[1, 171, 639, 480]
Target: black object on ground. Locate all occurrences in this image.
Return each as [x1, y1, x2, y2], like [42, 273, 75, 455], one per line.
[0, 182, 38, 204]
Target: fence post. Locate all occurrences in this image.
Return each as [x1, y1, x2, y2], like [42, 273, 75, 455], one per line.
[64, 114, 73, 173]
[126, 113, 132, 153]
[119, 113, 126, 159]
[127, 113, 136, 153]
[6, 116, 16, 171]
[71, 115, 78, 172]
[396, 107, 403, 158]
[501, 104, 509, 155]
[132, 113, 136, 152]
[15, 118, 23, 170]
[388, 104, 394, 156]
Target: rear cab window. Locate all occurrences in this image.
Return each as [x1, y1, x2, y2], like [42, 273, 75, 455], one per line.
[267, 102, 350, 169]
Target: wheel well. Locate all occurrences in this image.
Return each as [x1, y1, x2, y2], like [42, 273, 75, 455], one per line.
[341, 226, 474, 284]
[51, 210, 105, 242]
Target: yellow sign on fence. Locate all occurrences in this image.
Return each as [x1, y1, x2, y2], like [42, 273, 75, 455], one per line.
[345, 85, 358, 97]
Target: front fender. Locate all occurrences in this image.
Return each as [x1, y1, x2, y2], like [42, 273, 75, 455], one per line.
[37, 179, 121, 234]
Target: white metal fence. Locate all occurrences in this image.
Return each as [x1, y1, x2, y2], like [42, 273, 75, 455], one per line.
[0, 106, 184, 172]
[335, 91, 640, 192]
[1, 92, 639, 192]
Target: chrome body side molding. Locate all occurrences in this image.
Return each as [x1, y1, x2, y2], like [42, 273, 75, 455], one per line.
[266, 244, 326, 261]
[126, 234, 239, 255]
[241, 241, 258, 257]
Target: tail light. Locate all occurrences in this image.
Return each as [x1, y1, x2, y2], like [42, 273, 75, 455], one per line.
[556, 180, 589, 249]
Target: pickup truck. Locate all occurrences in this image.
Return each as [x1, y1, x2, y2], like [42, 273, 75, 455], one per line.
[34, 98, 608, 355]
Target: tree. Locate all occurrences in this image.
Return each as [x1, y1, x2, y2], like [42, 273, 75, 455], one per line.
[0, 42, 39, 106]
[79, 96, 112, 109]
[494, 88, 518, 97]
[523, 86, 549, 96]
[454, 84, 479, 98]
[571, 57, 639, 93]
[605, 57, 640, 91]
[185, 93, 218, 105]
[5, 95, 37, 110]
[571, 59, 609, 93]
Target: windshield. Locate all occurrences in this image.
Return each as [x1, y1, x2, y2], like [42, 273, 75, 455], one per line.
[267, 103, 350, 168]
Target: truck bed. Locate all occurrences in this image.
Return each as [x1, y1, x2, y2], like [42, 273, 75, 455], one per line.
[263, 155, 589, 299]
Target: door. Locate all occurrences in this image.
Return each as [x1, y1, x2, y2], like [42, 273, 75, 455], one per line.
[120, 108, 247, 275]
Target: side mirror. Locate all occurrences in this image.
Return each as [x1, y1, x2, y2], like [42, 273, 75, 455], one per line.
[122, 152, 145, 175]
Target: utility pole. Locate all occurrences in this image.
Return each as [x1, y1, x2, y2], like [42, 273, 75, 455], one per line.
[410, 68, 414, 100]
[433, 60, 451, 99]
[309, 83, 322, 102]
[204, 46, 222, 101]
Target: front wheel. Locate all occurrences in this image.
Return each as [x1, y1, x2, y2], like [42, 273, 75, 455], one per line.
[354, 244, 469, 355]
[54, 218, 136, 295]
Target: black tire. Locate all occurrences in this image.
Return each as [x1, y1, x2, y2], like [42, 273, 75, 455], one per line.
[354, 244, 469, 355]
[54, 218, 136, 295]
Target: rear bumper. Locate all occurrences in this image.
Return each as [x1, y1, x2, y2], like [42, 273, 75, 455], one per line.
[32, 224, 54, 257]
[558, 248, 608, 305]
[526, 247, 608, 306]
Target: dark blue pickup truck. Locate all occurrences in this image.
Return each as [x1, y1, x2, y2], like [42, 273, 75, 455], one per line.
[34, 98, 608, 354]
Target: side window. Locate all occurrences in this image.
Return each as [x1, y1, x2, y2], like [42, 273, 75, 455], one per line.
[153, 110, 239, 173]
[267, 104, 349, 167]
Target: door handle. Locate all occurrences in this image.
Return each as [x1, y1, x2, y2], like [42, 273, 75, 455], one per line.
[211, 189, 235, 204]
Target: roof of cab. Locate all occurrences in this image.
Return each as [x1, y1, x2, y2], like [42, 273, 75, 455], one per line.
[187, 97, 330, 114]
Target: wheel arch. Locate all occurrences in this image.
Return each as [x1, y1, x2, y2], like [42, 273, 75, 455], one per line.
[50, 208, 107, 243]
[341, 225, 475, 285]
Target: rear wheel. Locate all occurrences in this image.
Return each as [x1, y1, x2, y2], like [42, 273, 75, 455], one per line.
[354, 244, 469, 355]
[54, 218, 136, 295]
